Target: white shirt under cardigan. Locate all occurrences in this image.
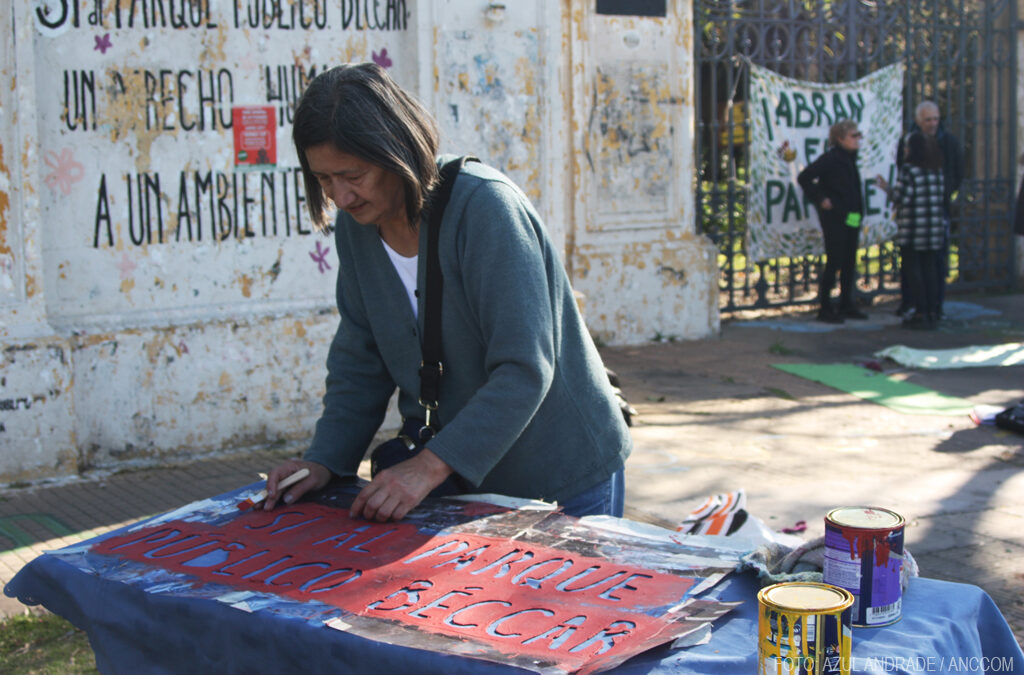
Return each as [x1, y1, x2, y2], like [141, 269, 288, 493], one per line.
[380, 239, 419, 318]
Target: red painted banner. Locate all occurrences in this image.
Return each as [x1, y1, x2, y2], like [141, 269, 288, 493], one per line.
[92, 500, 733, 673]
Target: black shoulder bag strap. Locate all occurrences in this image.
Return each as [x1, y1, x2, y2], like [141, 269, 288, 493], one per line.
[418, 156, 478, 441]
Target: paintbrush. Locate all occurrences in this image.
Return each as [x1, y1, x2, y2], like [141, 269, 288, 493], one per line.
[236, 467, 310, 510]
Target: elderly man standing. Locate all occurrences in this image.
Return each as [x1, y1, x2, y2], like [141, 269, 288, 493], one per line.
[895, 101, 965, 319]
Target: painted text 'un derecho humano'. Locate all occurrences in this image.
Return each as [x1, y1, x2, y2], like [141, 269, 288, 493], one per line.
[61, 63, 346, 248]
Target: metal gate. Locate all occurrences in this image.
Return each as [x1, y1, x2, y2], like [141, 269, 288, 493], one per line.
[695, 0, 1018, 313]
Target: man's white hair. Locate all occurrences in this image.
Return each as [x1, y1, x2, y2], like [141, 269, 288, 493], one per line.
[915, 100, 940, 122]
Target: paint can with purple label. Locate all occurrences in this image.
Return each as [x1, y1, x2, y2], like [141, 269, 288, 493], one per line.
[823, 507, 905, 627]
[757, 582, 853, 675]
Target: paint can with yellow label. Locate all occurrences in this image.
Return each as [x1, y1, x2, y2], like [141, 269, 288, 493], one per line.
[823, 506, 905, 627]
[757, 582, 853, 675]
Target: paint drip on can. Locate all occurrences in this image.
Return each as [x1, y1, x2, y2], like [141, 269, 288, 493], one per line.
[823, 506, 905, 627]
[757, 581, 853, 675]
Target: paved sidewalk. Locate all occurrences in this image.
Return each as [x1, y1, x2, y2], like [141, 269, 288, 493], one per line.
[2, 293, 1023, 648]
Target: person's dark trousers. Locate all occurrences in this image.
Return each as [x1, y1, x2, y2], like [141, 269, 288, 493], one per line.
[934, 236, 949, 315]
[818, 217, 860, 311]
[903, 248, 940, 319]
[897, 245, 914, 313]
[899, 241, 944, 316]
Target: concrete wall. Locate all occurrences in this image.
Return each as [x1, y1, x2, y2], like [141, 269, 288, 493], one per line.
[0, 0, 717, 483]
[568, 1, 719, 344]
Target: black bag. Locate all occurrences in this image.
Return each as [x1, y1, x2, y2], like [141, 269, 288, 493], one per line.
[369, 157, 475, 496]
[606, 367, 637, 427]
[994, 401, 1024, 435]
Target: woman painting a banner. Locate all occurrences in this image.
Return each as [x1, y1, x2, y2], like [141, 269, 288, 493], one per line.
[745, 62, 904, 280]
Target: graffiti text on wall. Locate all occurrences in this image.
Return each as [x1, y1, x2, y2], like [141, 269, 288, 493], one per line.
[0, 397, 33, 411]
[63, 68, 233, 133]
[35, 0, 410, 33]
[62, 66, 329, 133]
[93, 168, 315, 248]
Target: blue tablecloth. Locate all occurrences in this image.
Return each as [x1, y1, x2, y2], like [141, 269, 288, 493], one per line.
[6, 497, 1022, 675]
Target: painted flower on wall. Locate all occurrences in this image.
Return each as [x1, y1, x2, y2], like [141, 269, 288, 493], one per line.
[309, 241, 332, 274]
[94, 33, 113, 54]
[43, 148, 85, 196]
[117, 252, 137, 281]
[372, 48, 393, 68]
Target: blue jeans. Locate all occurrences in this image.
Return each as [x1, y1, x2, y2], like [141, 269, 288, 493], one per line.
[559, 469, 625, 518]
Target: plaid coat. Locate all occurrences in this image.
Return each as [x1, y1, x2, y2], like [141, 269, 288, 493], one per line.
[891, 165, 947, 250]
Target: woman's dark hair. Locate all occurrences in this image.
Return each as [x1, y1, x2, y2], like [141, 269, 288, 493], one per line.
[905, 131, 944, 171]
[293, 63, 440, 231]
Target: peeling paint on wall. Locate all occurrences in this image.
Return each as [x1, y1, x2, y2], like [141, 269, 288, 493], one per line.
[436, 26, 544, 204]
[0, 339, 76, 480]
[0, 138, 13, 300]
[70, 313, 337, 471]
[570, 0, 715, 345]
[575, 234, 719, 345]
[1, 12, 18, 304]
[0, 141, 10, 257]
[588, 63, 673, 217]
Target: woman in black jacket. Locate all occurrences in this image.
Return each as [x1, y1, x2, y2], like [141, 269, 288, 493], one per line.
[797, 120, 868, 323]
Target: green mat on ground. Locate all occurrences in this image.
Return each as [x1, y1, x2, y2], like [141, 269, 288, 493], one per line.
[773, 363, 974, 416]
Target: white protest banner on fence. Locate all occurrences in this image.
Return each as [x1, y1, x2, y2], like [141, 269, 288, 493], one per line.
[747, 62, 904, 262]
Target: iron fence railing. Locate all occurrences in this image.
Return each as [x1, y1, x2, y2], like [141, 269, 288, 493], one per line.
[695, 0, 1017, 313]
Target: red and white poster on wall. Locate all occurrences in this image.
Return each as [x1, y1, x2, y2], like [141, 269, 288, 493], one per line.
[232, 106, 277, 169]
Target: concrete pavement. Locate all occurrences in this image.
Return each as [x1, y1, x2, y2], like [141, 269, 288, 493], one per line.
[2, 292, 1022, 647]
